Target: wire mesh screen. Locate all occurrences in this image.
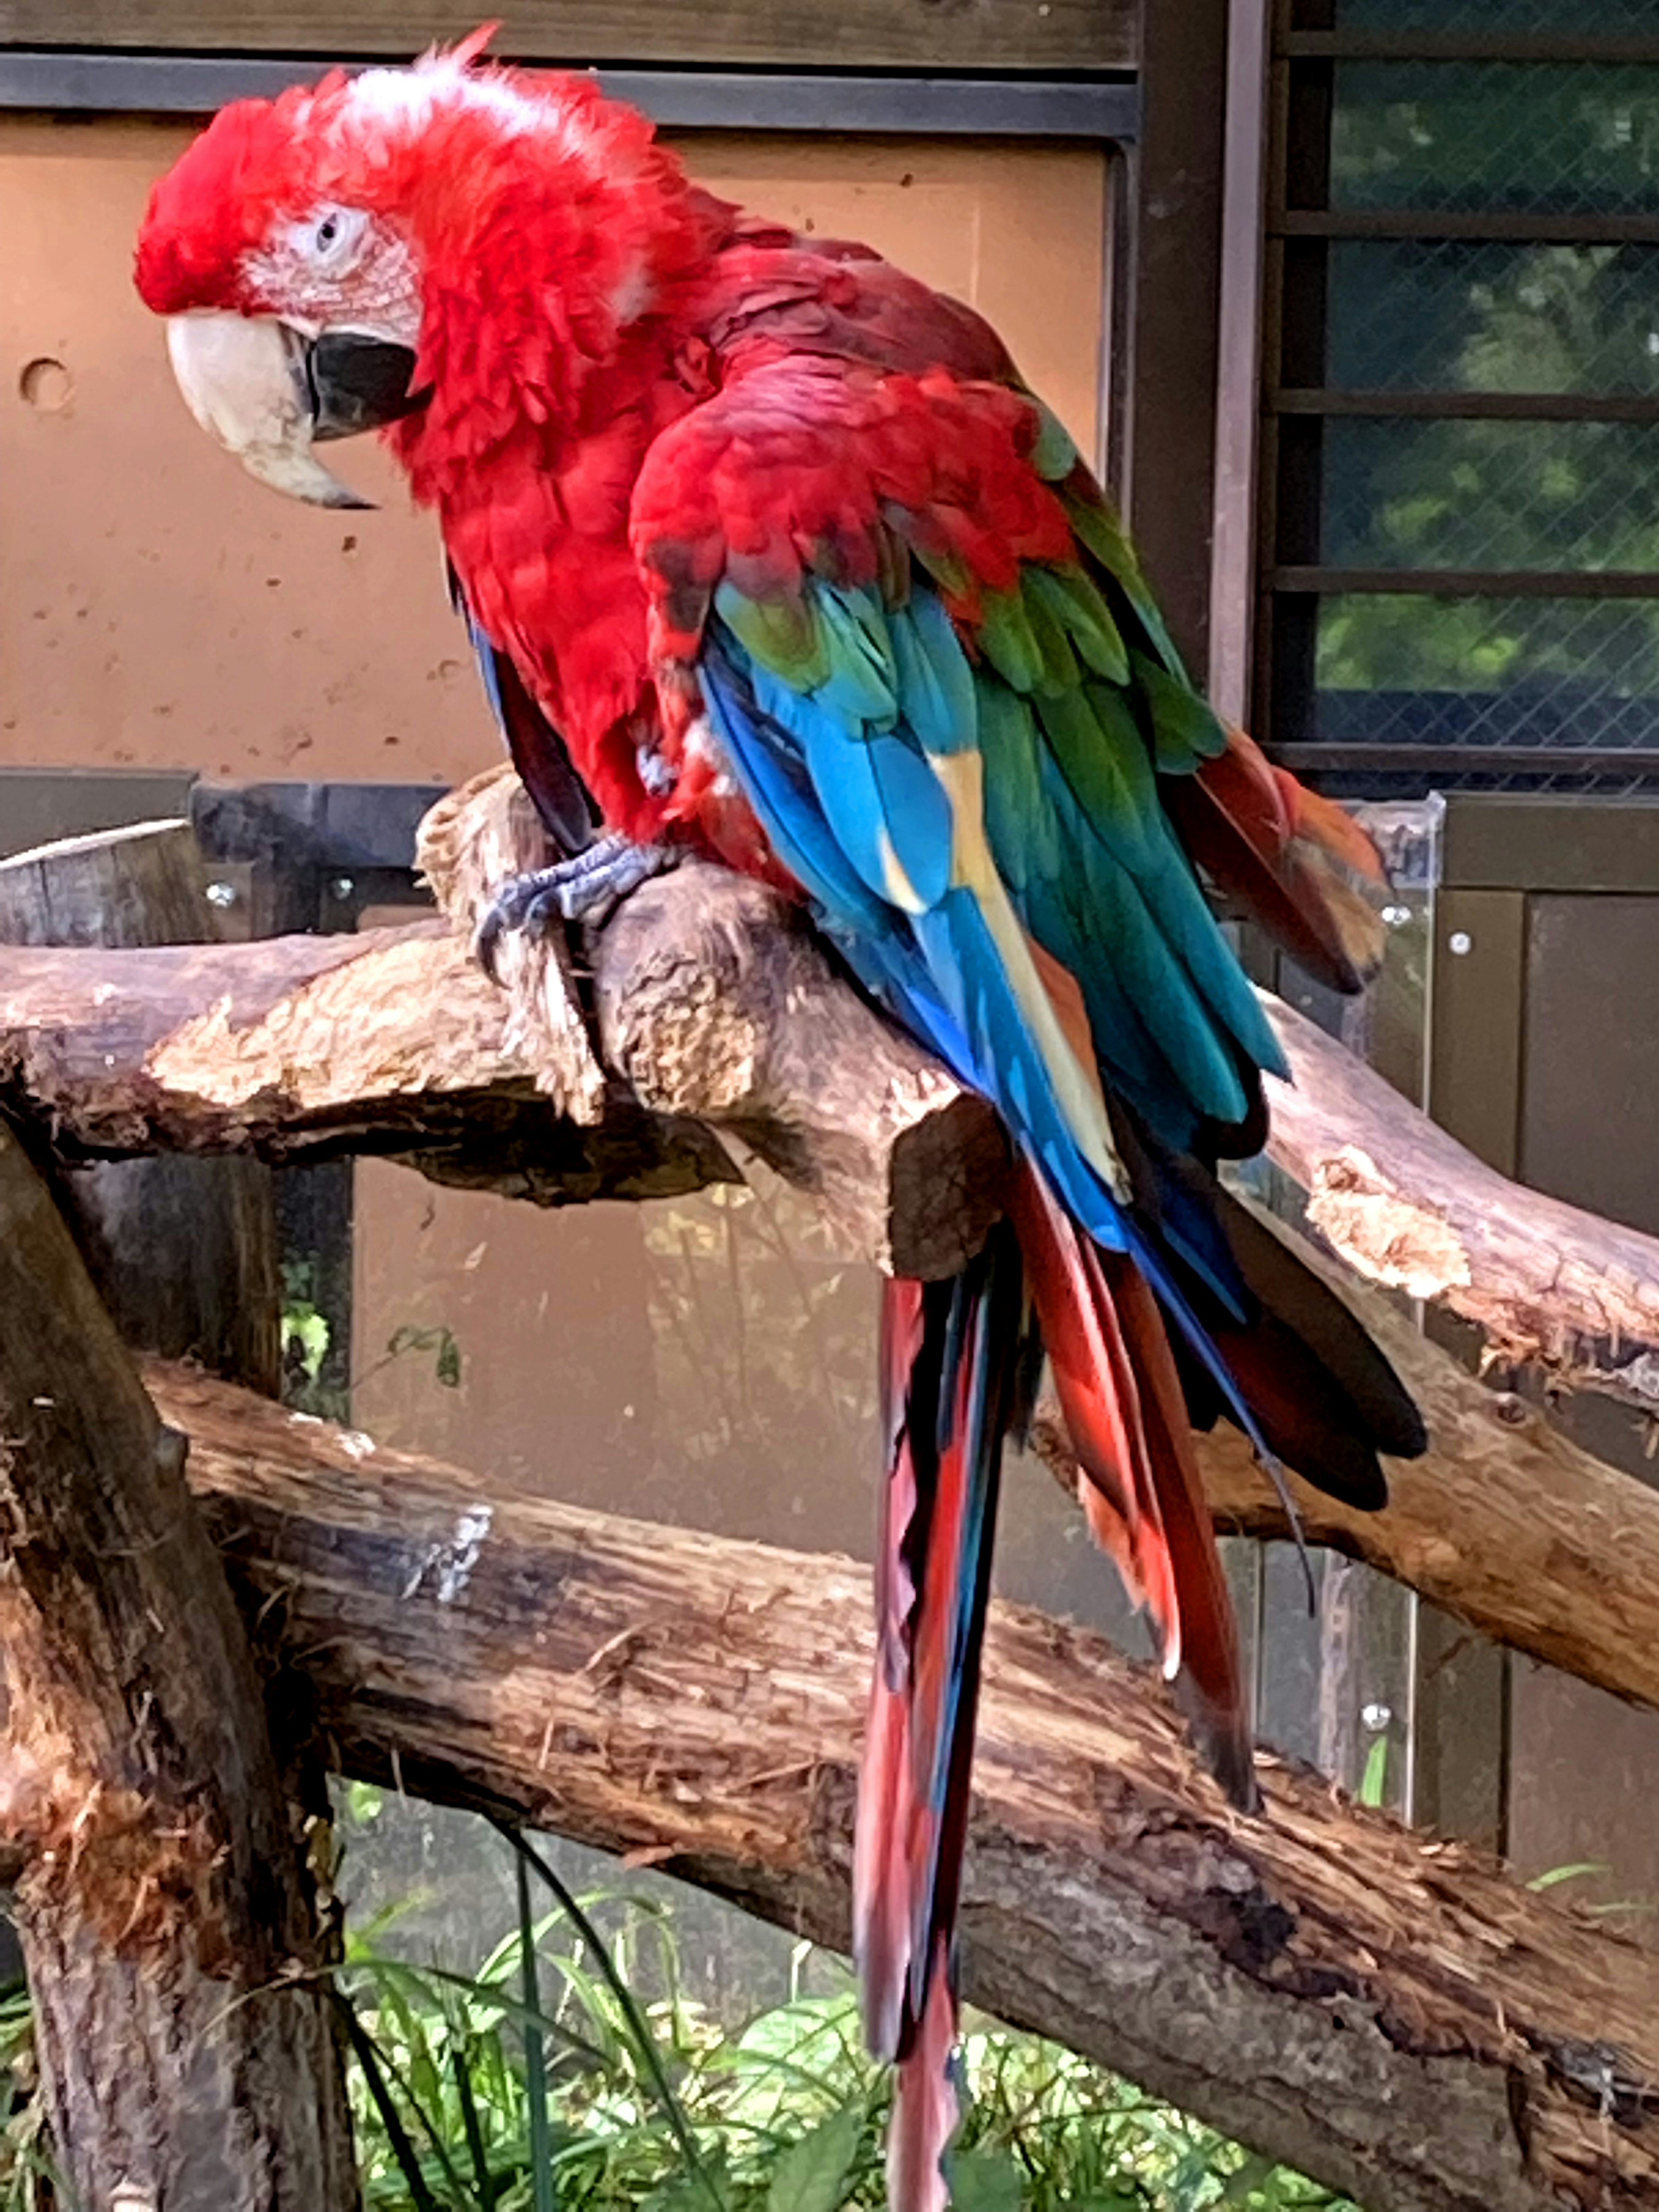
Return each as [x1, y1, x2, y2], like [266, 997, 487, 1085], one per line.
[1333, 0, 1659, 29]
[1314, 595, 1659, 791]
[1328, 62, 1659, 215]
[1326, 240, 1659, 394]
[1322, 418, 1659, 571]
[1271, 33, 1659, 794]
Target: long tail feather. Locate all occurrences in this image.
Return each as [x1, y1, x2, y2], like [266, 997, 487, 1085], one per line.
[854, 1228, 1031, 2212]
[1165, 725, 1386, 993]
[890, 1942, 958, 2212]
[1010, 1162, 1255, 1808]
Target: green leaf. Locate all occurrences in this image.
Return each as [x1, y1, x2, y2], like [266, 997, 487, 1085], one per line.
[1357, 1734, 1389, 1810]
[948, 2146, 1024, 2212]
[1527, 1860, 1611, 1892]
[645, 2149, 731, 2212]
[766, 2107, 861, 2212]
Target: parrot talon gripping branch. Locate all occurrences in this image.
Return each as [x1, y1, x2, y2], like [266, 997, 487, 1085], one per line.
[133, 35, 1429, 2209]
[474, 833, 681, 974]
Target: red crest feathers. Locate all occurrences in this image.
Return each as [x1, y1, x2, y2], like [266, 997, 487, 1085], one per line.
[133, 76, 345, 314]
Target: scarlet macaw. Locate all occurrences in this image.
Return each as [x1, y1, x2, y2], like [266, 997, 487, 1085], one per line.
[135, 39, 1424, 2207]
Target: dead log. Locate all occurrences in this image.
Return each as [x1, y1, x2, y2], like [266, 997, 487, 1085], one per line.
[1263, 992, 1659, 1414]
[0, 820, 281, 1387]
[0, 864, 1004, 1279]
[149, 1357, 1659, 2212]
[1032, 1269, 1659, 1717]
[0, 1122, 358, 2212]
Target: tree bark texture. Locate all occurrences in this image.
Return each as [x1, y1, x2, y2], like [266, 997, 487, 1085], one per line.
[0, 819, 281, 1387]
[1031, 1250, 1659, 1719]
[1262, 990, 1659, 1414]
[150, 1357, 1659, 2212]
[0, 1125, 358, 2212]
[0, 874, 1004, 1280]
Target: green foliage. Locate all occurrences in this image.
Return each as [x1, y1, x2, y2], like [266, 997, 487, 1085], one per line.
[1356, 1735, 1390, 1812]
[340, 1846, 1363, 2212]
[0, 1981, 56, 2212]
[0, 1838, 1361, 2212]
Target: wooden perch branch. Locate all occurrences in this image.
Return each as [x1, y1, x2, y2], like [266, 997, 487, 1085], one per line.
[148, 1359, 1659, 2212]
[1263, 993, 1659, 1414]
[1039, 1268, 1659, 1717]
[7, 801, 1659, 1708]
[0, 859, 1003, 1278]
[3, 788, 1656, 1350]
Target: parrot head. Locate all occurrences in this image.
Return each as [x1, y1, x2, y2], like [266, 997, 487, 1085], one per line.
[133, 27, 696, 507]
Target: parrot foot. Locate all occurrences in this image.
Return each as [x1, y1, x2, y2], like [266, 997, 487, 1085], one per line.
[474, 835, 676, 975]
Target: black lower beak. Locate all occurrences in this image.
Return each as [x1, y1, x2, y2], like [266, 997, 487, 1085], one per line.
[305, 334, 429, 442]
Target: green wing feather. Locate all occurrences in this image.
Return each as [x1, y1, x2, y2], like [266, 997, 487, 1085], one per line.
[710, 457, 1289, 1153]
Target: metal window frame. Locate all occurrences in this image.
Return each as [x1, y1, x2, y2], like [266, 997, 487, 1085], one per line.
[1284, 32, 1659, 65]
[1253, 7, 1659, 773]
[0, 45, 1141, 501]
[0, 47, 1141, 140]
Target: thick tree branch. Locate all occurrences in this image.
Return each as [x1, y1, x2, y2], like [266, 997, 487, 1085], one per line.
[0, 868, 1004, 1279]
[146, 1359, 1659, 2212]
[1038, 1267, 1659, 1716]
[0, 1123, 356, 2209]
[3, 802, 1656, 1361]
[1263, 993, 1659, 1413]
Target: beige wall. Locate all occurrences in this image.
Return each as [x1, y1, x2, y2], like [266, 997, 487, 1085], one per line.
[0, 117, 1106, 786]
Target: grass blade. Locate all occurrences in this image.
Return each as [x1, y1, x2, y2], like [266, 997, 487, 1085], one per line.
[490, 1818, 725, 2210]
[453, 2043, 499, 2212]
[517, 1849, 556, 2212]
[333, 1992, 445, 2212]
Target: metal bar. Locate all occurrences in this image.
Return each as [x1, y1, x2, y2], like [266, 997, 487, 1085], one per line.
[0, 48, 1141, 137]
[1271, 567, 1659, 599]
[1276, 210, 1659, 244]
[1208, 0, 1273, 727]
[1120, 0, 1230, 672]
[1273, 389, 1659, 424]
[1271, 744, 1659, 775]
[1283, 32, 1659, 66]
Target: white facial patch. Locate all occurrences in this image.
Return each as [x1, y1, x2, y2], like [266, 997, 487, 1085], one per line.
[243, 208, 422, 346]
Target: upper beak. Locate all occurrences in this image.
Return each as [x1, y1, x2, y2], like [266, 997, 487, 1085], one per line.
[164, 312, 425, 510]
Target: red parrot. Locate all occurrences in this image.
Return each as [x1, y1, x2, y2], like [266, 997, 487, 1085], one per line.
[135, 38, 1424, 2207]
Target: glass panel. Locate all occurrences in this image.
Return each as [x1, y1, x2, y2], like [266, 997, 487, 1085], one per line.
[1325, 62, 1659, 215]
[1320, 417, 1659, 572]
[1315, 592, 1659, 770]
[1326, 240, 1659, 394]
[1334, 0, 1659, 31]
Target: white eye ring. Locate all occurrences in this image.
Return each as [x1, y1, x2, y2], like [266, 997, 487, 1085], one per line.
[296, 203, 369, 272]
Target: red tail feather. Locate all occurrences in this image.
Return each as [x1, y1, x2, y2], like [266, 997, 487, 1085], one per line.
[1011, 1162, 1255, 1807]
[889, 1939, 957, 2212]
[1166, 725, 1387, 994]
[856, 1185, 1259, 2211]
[1106, 1253, 1256, 1806]
[855, 1247, 1023, 2212]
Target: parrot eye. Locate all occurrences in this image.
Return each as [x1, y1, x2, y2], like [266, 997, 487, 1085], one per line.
[295, 203, 369, 273]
